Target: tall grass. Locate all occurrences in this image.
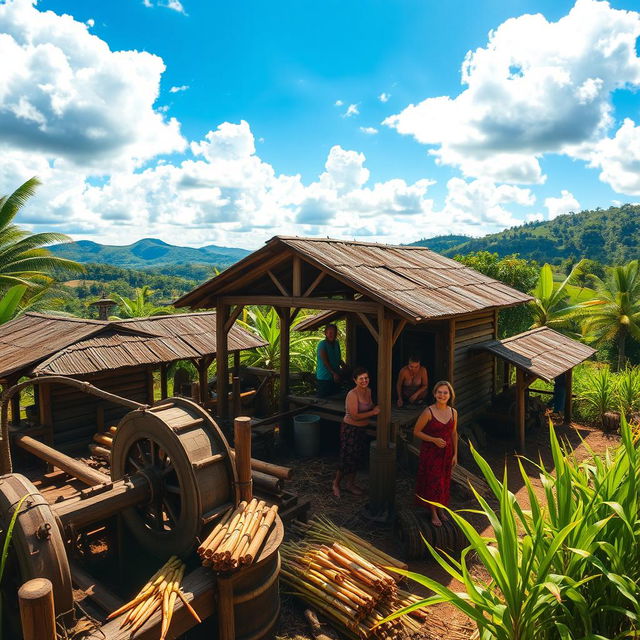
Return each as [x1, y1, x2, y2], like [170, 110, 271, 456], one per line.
[383, 417, 640, 639]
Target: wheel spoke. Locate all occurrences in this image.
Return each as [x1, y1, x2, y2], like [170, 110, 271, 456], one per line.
[164, 484, 180, 495]
[162, 498, 178, 526]
[161, 463, 175, 477]
[150, 440, 157, 467]
[135, 441, 149, 466]
[127, 456, 142, 472]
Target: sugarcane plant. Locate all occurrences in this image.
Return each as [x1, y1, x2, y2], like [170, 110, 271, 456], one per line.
[381, 416, 640, 640]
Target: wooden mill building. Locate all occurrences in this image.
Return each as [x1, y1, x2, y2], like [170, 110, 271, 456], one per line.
[174, 236, 599, 511]
[0, 311, 265, 452]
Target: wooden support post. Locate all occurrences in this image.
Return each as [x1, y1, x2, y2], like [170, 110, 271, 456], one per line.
[38, 383, 54, 471]
[160, 363, 168, 399]
[345, 313, 356, 367]
[234, 416, 253, 503]
[198, 358, 209, 406]
[370, 307, 396, 514]
[217, 574, 236, 640]
[503, 361, 510, 392]
[292, 255, 302, 297]
[516, 368, 526, 452]
[10, 378, 20, 426]
[279, 308, 290, 415]
[232, 376, 241, 419]
[217, 302, 230, 420]
[18, 578, 56, 640]
[233, 350, 241, 376]
[145, 368, 155, 404]
[564, 368, 573, 425]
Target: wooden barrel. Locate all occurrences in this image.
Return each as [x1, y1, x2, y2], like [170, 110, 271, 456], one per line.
[395, 508, 466, 560]
[216, 516, 284, 640]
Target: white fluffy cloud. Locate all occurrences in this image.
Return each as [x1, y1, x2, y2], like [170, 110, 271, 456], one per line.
[384, 0, 640, 185]
[343, 103, 359, 118]
[0, 0, 543, 247]
[0, 0, 185, 169]
[545, 190, 580, 219]
[359, 126, 378, 135]
[169, 85, 189, 93]
[378, 93, 390, 103]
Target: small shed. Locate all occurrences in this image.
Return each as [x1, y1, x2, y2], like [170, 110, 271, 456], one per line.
[174, 236, 535, 510]
[0, 311, 265, 452]
[473, 326, 596, 449]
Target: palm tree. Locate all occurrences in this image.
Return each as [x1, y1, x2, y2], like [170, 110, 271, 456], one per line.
[0, 177, 84, 288]
[577, 260, 640, 370]
[529, 261, 583, 329]
[110, 286, 172, 319]
[0, 285, 27, 324]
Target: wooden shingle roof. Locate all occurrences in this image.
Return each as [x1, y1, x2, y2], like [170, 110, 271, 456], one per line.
[175, 236, 532, 321]
[0, 312, 265, 378]
[474, 327, 596, 382]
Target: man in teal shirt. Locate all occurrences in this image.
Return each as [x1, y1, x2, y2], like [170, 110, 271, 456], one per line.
[316, 324, 345, 397]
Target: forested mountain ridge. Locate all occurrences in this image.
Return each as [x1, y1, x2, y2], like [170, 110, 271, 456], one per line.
[410, 204, 640, 264]
[49, 237, 250, 269]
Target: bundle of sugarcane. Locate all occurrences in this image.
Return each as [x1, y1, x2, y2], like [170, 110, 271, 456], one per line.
[197, 498, 278, 572]
[106, 555, 200, 638]
[292, 516, 407, 578]
[281, 541, 425, 639]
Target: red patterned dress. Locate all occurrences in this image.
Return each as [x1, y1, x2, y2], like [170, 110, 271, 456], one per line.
[415, 407, 455, 507]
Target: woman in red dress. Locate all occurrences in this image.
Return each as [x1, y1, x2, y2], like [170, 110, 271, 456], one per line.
[413, 380, 458, 526]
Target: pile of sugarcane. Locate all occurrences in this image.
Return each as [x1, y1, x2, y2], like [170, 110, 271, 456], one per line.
[106, 556, 200, 638]
[281, 540, 427, 639]
[292, 516, 408, 577]
[197, 498, 278, 572]
[89, 425, 117, 460]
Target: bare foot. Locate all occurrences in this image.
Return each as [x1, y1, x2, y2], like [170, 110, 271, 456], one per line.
[345, 483, 364, 496]
[431, 513, 443, 527]
[332, 482, 341, 498]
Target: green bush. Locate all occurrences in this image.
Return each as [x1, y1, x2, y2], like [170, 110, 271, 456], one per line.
[383, 417, 640, 639]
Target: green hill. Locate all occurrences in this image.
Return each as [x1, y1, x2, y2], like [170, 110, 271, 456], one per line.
[411, 204, 640, 264]
[50, 238, 250, 270]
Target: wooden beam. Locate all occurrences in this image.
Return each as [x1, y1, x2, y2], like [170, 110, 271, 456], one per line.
[564, 368, 573, 425]
[292, 255, 302, 297]
[303, 270, 325, 297]
[267, 270, 290, 297]
[233, 350, 240, 376]
[279, 308, 290, 416]
[145, 368, 155, 404]
[289, 308, 301, 324]
[19, 579, 56, 640]
[357, 312, 379, 343]
[516, 368, 526, 452]
[222, 295, 380, 314]
[216, 302, 229, 420]
[216, 250, 291, 295]
[392, 319, 407, 346]
[224, 305, 244, 334]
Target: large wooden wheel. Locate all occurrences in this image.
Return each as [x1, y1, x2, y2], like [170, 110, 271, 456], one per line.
[111, 397, 237, 557]
[0, 473, 74, 623]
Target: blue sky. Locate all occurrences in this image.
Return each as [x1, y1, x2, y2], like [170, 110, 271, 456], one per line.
[1, 0, 640, 248]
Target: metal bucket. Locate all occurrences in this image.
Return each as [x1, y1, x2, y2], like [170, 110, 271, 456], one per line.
[293, 414, 321, 456]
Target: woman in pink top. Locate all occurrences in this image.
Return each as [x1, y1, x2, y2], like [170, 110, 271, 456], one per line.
[332, 367, 380, 498]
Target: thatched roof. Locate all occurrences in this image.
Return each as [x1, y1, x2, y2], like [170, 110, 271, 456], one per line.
[175, 236, 532, 322]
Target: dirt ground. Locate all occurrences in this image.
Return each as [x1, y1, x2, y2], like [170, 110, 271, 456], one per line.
[271, 417, 621, 640]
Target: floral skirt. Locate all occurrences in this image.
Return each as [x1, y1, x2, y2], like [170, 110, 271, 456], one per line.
[339, 422, 368, 475]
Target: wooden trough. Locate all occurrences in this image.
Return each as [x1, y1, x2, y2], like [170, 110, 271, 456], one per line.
[0, 376, 283, 640]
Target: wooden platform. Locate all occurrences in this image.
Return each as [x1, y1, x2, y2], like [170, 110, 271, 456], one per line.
[288, 394, 426, 440]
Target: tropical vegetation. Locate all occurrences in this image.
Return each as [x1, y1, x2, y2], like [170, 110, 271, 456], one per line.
[385, 416, 640, 639]
[110, 286, 173, 319]
[0, 178, 83, 290]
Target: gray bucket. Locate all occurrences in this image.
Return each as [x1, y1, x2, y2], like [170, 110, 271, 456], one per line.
[293, 413, 321, 456]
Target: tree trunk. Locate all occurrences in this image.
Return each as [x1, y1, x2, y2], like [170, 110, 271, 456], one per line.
[617, 328, 627, 372]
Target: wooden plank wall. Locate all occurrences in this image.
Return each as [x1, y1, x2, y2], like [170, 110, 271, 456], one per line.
[452, 312, 495, 428]
[50, 367, 150, 449]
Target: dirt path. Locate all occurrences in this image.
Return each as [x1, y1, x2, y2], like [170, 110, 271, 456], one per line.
[273, 420, 620, 640]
